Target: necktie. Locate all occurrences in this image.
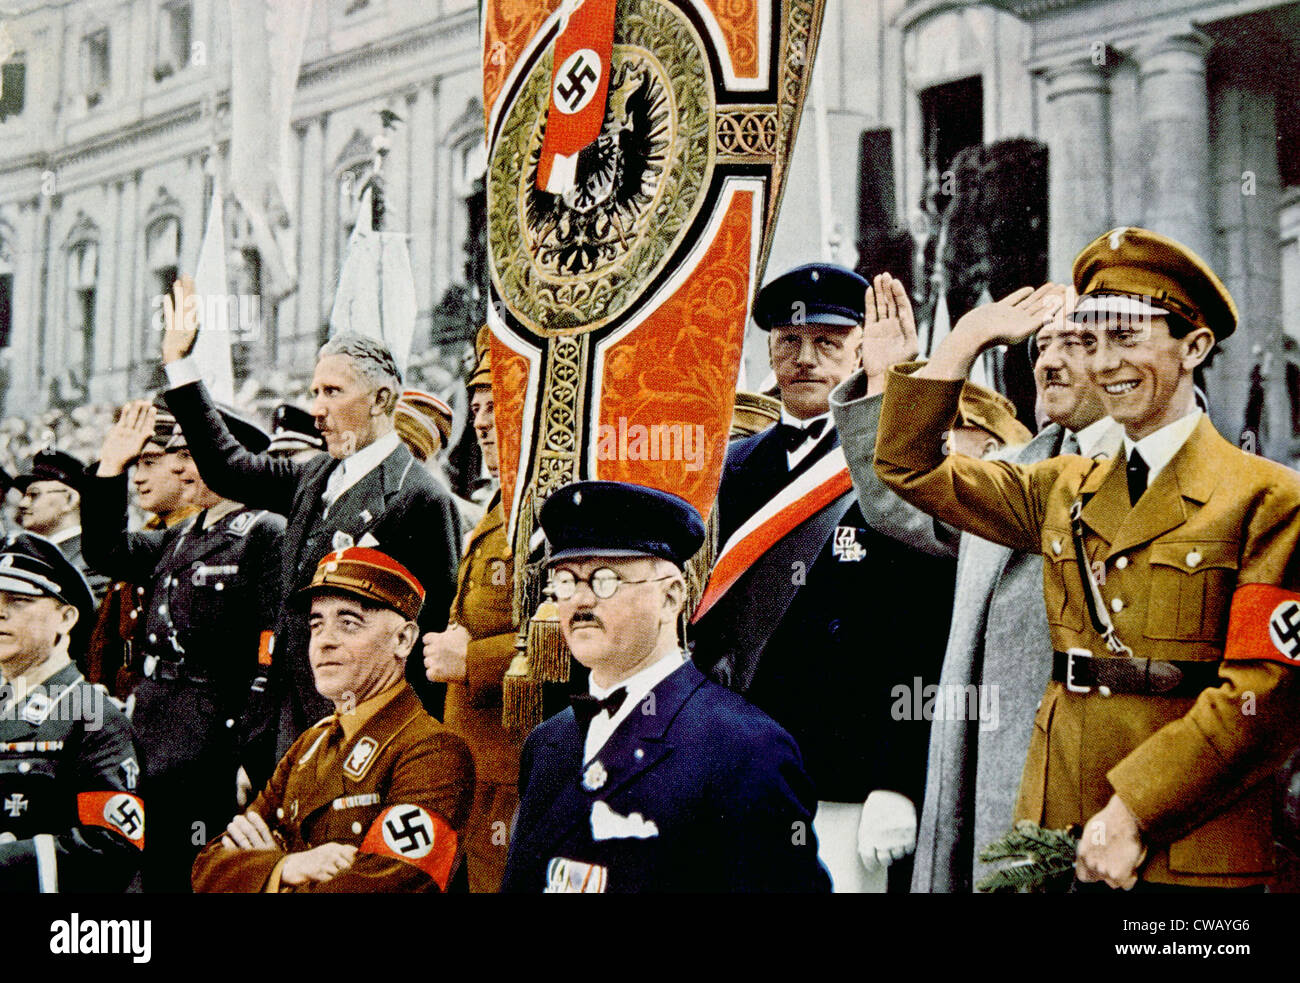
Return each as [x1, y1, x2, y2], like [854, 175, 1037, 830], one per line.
[1126, 449, 1149, 506]
[777, 418, 827, 452]
[571, 688, 628, 731]
[1060, 431, 1080, 456]
[322, 462, 347, 508]
[313, 716, 347, 781]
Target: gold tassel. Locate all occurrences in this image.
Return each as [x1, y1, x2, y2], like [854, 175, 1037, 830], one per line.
[526, 598, 571, 683]
[683, 499, 720, 620]
[501, 649, 543, 731]
[510, 485, 538, 628]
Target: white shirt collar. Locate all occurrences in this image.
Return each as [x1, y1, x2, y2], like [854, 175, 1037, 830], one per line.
[778, 407, 831, 431]
[1122, 409, 1202, 487]
[48, 525, 81, 546]
[584, 649, 686, 762]
[323, 430, 401, 507]
[1071, 416, 1122, 459]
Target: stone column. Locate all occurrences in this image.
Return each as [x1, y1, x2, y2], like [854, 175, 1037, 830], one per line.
[1041, 55, 1112, 280]
[1135, 32, 1214, 262]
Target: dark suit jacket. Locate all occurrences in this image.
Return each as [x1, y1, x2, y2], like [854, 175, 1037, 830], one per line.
[164, 381, 461, 756]
[692, 423, 956, 805]
[502, 661, 829, 893]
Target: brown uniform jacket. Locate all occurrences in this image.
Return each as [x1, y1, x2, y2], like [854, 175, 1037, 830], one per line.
[444, 495, 523, 786]
[876, 367, 1300, 887]
[191, 682, 474, 892]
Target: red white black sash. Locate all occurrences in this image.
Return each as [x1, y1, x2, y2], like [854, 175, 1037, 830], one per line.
[692, 447, 852, 622]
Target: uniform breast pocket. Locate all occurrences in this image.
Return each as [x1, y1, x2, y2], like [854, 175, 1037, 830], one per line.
[1040, 527, 1085, 632]
[1144, 540, 1238, 642]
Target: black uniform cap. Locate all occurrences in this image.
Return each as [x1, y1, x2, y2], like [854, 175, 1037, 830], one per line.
[752, 263, 869, 331]
[539, 481, 705, 568]
[155, 394, 271, 454]
[267, 403, 325, 455]
[0, 531, 96, 636]
[13, 450, 87, 494]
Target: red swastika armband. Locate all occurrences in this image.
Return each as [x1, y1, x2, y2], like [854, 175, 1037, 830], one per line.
[358, 804, 457, 891]
[77, 791, 146, 848]
[1225, 583, 1300, 666]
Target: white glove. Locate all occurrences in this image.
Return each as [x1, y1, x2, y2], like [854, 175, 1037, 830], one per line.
[857, 789, 917, 868]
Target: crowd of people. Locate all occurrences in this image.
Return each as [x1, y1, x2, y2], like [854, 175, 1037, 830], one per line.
[2, 225, 1299, 895]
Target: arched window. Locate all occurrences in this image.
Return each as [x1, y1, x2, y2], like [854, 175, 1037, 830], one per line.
[64, 217, 99, 392]
[140, 187, 183, 385]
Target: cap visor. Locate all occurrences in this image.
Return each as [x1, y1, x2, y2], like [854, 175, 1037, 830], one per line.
[1069, 294, 1169, 320]
[0, 572, 54, 597]
[761, 311, 861, 330]
[548, 546, 660, 564]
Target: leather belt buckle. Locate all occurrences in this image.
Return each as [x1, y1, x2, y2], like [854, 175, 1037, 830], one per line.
[1064, 648, 1114, 697]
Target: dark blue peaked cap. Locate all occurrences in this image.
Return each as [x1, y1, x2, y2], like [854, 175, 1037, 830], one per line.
[752, 262, 869, 331]
[540, 481, 705, 568]
[0, 531, 95, 634]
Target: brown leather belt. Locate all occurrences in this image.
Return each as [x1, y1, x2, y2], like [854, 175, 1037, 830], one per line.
[1052, 649, 1221, 697]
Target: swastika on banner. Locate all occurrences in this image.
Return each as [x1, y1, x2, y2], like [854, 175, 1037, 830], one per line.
[553, 49, 601, 115]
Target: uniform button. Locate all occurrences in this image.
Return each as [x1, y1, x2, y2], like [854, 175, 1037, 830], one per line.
[276, 808, 285, 819]
[1111, 598, 1123, 613]
[634, 748, 645, 760]
[1187, 551, 1202, 567]
[158, 605, 167, 615]
[1052, 540, 1062, 555]
[1114, 556, 1128, 570]
[148, 633, 157, 643]
[225, 719, 235, 729]
[128, 611, 138, 620]
[215, 583, 224, 591]
[351, 821, 363, 834]
[18, 762, 30, 773]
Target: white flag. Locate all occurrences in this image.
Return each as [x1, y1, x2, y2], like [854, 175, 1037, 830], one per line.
[329, 188, 417, 377]
[228, 0, 312, 300]
[191, 188, 235, 404]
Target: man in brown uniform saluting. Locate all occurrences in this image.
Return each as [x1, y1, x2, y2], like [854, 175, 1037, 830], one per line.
[874, 227, 1300, 891]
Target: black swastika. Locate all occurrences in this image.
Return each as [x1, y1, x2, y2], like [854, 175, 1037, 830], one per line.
[386, 807, 432, 855]
[556, 57, 598, 111]
[111, 800, 142, 837]
[1271, 602, 1300, 660]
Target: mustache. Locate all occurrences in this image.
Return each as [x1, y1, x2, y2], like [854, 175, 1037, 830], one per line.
[568, 611, 604, 630]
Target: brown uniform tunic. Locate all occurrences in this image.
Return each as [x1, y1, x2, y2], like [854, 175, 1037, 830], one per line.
[876, 367, 1300, 888]
[191, 682, 473, 892]
[442, 493, 524, 893]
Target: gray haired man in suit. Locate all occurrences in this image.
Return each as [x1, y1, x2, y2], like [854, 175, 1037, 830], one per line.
[829, 272, 1120, 892]
[159, 276, 460, 778]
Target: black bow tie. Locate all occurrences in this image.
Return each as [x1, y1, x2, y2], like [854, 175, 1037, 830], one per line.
[571, 688, 628, 730]
[776, 418, 828, 452]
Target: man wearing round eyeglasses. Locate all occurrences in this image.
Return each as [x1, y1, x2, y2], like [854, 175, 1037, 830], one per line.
[13, 450, 108, 603]
[502, 480, 829, 893]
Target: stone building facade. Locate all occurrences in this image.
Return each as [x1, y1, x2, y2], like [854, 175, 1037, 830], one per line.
[0, 0, 483, 437]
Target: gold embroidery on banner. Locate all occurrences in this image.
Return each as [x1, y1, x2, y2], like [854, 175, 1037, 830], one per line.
[488, 0, 716, 337]
[716, 107, 778, 162]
